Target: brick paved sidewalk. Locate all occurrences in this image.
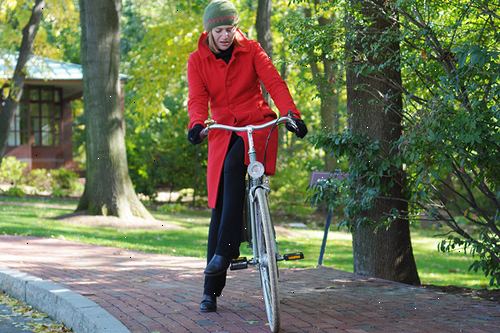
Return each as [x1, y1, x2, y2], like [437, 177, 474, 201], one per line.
[0, 235, 498, 333]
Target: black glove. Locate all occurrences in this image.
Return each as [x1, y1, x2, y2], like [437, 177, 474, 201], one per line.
[188, 124, 204, 145]
[286, 118, 308, 139]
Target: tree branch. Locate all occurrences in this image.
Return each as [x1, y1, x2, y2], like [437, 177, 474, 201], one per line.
[0, 0, 45, 161]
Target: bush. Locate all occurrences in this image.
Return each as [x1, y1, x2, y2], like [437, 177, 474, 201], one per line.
[0, 157, 28, 186]
[26, 169, 52, 194]
[50, 168, 81, 197]
[157, 203, 187, 214]
[1, 186, 26, 197]
[269, 139, 323, 222]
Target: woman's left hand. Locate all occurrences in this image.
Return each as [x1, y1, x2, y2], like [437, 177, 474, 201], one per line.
[286, 118, 308, 139]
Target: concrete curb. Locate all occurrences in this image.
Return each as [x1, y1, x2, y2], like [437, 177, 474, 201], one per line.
[0, 267, 130, 333]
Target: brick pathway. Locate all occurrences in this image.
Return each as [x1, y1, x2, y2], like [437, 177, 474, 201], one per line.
[0, 235, 498, 333]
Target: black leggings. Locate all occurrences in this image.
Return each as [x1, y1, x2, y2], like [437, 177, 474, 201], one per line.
[204, 133, 246, 297]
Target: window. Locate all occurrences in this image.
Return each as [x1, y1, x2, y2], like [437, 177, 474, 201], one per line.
[8, 86, 62, 147]
[7, 104, 29, 146]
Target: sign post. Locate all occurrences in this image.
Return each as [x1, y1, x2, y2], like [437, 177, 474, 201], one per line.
[309, 171, 348, 266]
[309, 172, 334, 267]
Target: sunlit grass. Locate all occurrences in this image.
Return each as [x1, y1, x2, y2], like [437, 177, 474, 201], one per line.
[0, 196, 493, 289]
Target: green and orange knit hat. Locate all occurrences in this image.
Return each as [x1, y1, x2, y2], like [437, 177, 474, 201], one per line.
[203, 0, 239, 32]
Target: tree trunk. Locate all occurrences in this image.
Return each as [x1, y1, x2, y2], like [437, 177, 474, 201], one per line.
[0, 0, 45, 163]
[77, 0, 152, 219]
[256, 0, 272, 103]
[345, 0, 420, 285]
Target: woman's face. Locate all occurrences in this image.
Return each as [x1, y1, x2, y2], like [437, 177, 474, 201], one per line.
[211, 25, 236, 51]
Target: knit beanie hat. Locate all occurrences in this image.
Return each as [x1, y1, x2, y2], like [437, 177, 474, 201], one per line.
[203, 0, 239, 32]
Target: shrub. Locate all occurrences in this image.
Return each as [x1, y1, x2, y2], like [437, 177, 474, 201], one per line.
[26, 169, 52, 194]
[1, 186, 26, 197]
[157, 203, 187, 214]
[50, 168, 81, 197]
[0, 157, 28, 186]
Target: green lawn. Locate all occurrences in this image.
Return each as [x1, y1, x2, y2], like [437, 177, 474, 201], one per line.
[0, 196, 493, 289]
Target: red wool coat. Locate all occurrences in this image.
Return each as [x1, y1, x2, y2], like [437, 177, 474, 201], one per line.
[187, 30, 301, 208]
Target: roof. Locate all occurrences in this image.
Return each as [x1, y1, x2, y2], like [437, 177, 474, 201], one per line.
[0, 53, 127, 81]
[0, 53, 83, 80]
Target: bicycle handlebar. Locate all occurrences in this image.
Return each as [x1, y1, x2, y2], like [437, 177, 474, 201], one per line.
[199, 115, 297, 140]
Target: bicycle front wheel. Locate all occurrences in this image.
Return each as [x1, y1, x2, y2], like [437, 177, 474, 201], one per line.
[254, 187, 280, 333]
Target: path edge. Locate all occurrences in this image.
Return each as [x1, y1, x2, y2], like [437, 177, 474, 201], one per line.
[0, 266, 130, 333]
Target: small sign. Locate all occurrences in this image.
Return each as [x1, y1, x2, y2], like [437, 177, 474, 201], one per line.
[309, 171, 333, 187]
[309, 171, 349, 187]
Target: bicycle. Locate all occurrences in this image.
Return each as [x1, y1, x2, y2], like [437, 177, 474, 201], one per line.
[200, 114, 304, 333]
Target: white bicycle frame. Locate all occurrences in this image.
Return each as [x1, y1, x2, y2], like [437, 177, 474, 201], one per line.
[200, 116, 297, 261]
[201, 116, 297, 333]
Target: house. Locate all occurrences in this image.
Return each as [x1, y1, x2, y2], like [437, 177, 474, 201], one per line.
[1, 54, 83, 170]
[2, 54, 127, 171]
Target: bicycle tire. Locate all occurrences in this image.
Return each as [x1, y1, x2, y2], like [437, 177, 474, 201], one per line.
[254, 187, 280, 332]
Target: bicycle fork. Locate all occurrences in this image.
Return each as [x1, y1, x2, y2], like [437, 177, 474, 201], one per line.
[230, 180, 304, 271]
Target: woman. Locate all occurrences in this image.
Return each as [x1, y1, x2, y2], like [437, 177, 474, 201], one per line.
[187, 0, 307, 313]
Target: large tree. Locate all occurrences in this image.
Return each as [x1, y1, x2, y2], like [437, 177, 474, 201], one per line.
[345, 0, 420, 284]
[0, 0, 45, 164]
[78, 0, 151, 219]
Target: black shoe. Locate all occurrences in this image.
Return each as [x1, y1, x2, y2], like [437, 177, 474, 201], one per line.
[199, 294, 217, 312]
[204, 254, 230, 276]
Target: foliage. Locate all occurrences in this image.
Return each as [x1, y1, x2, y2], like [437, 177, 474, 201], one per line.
[1, 185, 25, 197]
[0, 0, 80, 62]
[0, 291, 71, 332]
[392, 0, 499, 286]
[26, 168, 52, 193]
[121, 1, 206, 201]
[157, 203, 187, 214]
[310, 130, 400, 230]
[311, 0, 499, 285]
[50, 168, 81, 197]
[0, 157, 81, 197]
[278, 0, 347, 172]
[278, 0, 344, 84]
[126, 107, 208, 201]
[0, 156, 27, 185]
[269, 135, 322, 218]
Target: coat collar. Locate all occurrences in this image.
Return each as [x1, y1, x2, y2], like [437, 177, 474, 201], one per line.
[197, 29, 250, 59]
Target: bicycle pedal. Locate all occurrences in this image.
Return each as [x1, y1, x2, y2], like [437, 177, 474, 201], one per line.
[230, 257, 248, 270]
[283, 252, 304, 261]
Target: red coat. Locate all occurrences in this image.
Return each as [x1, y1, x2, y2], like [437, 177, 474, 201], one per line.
[187, 30, 301, 208]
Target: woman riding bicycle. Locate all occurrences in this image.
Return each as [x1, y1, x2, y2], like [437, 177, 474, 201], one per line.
[187, 0, 308, 313]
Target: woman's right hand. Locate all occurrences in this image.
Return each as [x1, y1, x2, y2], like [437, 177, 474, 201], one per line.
[188, 124, 205, 145]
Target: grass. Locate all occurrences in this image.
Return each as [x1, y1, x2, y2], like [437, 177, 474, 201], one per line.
[0, 195, 493, 289]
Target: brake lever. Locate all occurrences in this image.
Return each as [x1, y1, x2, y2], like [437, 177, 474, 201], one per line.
[200, 119, 216, 140]
[287, 110, 298, 130]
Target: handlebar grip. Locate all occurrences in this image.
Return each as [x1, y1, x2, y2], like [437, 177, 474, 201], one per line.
[200, 127, 209, 140]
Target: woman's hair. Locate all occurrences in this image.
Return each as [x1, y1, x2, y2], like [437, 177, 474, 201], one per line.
[207, 31, 220, 54]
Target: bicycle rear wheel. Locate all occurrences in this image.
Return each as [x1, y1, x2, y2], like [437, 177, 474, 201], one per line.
[254, 187, 280, 332]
